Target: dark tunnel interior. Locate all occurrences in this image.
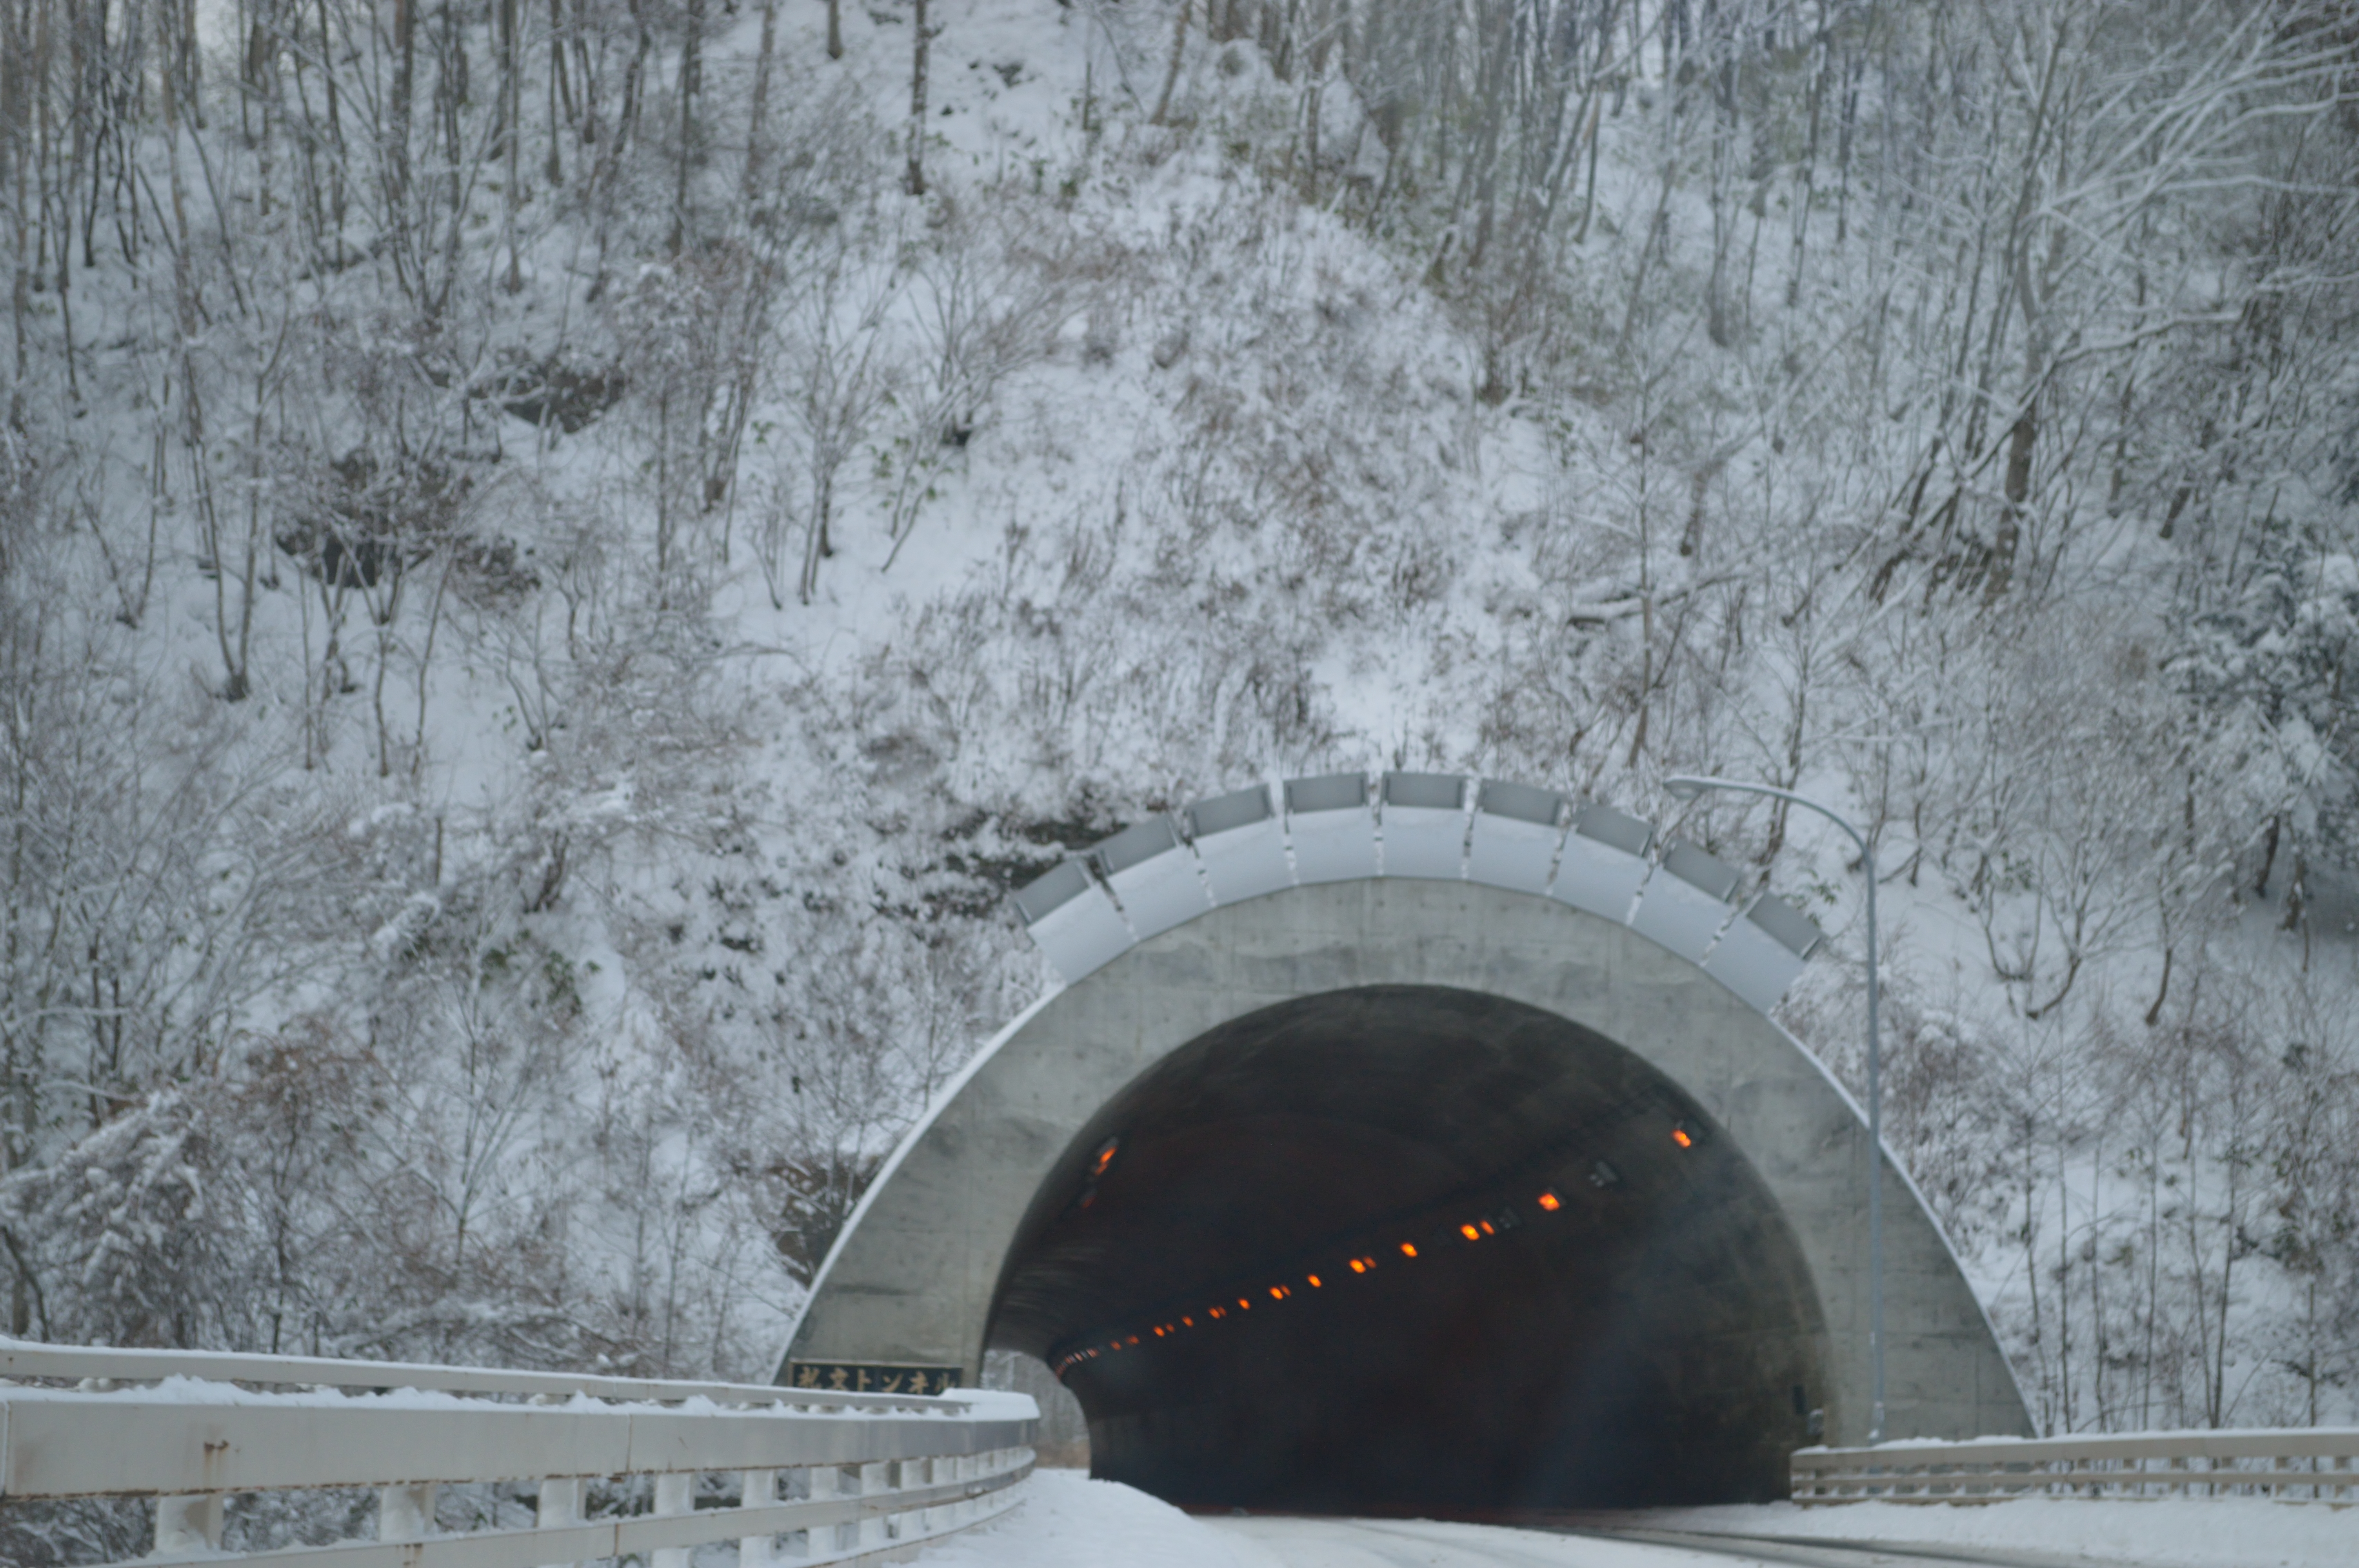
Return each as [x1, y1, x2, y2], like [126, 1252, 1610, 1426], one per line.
[985, 985, 1832, 1514]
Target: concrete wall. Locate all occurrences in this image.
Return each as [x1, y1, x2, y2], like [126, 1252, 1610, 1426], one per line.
[982, 1351, 1090, 1468]
[781, 878, 2030, 1446]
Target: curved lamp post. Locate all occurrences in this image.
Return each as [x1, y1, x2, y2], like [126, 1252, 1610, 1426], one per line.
[1665, 774, 1885, 1446]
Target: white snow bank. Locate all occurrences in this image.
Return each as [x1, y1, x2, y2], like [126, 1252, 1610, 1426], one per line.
[916, 1478, 2359, 1568]
[913, 1470, 1268, 1568]
[1652, 1497, 2359, 1568]
[949, 1388, 1040, 1421]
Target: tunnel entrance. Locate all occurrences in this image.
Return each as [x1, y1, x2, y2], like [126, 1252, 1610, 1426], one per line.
[985, 985, 1830, 1514]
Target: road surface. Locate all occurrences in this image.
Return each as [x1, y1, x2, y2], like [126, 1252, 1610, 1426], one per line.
[1207, 1514, 2174, 1568]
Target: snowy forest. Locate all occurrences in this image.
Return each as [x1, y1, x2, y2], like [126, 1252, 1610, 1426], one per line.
[1, 0, 2356, 1445]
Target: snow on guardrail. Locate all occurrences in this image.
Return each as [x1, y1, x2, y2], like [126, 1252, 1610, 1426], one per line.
[0, 1339, 1037, 1567]
[1793, 1428, 2359, 1504]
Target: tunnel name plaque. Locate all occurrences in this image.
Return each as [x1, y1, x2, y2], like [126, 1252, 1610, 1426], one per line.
[784, 1360, 962, 1396]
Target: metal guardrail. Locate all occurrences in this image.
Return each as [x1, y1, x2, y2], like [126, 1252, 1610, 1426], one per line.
[0, 1339, 1037, 1566]
[1794, 1429, 2359, 1504]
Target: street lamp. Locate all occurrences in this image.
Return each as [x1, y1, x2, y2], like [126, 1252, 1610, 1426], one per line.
[1665, 774, 1885, 1447]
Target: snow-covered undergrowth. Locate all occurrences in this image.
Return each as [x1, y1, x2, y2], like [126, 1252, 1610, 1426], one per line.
[2, 0, 2356, 1465]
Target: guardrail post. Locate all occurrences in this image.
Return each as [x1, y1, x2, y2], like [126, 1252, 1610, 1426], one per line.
[153, 1495, 224, 1556]
[536, 1476, 583, 1568]
[802, 1464, 841, 1559]
[902, 1457, 927, 1537]
[651, 1471, 694, 1568]
[377, 1483, 435, 1541]
[740, 1470, 777, 1568]
[856, 1461, 889, 1549]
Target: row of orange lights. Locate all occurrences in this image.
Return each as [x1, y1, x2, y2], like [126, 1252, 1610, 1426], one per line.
[1049, 1191, 1556, 1377]
[1050, 1121, 1704, 1379]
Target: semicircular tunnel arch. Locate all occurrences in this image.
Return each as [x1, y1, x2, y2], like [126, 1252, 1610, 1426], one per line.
[776, 776, 2031, 1514]
[988, 982, 1832, 1511]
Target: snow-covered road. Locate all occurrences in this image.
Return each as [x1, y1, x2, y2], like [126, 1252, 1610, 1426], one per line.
[1218, 1514, 1821, 1565]
[1212, 1515, 2183, 1566]
[910, 1472, 2359, 1568]
[1211, 1514, 2157, 1567]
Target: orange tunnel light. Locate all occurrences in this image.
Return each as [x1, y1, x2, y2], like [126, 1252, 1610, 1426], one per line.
[1479, 1220, 1495, 1236]
[1307, 1274, 1322, 1288]
[1400, 1242, 1419, 1258]
[1537, 1190, 1561, 1211]
[1460, 1223, 1481, 1241]
[1349, 1259, 1367, 1273]
[1672, 1125, 1695, 1149]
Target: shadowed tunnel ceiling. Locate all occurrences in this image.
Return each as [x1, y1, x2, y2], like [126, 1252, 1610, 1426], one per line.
[986, 985, 1830, 1513]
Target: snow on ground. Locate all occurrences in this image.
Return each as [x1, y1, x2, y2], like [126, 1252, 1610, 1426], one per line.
[912, 1470, 1265, 1568]
[1638, 1497, 2359, 1568]
[1214, 1516, 1743, 1567]
[915, 1474, 2359, 1568]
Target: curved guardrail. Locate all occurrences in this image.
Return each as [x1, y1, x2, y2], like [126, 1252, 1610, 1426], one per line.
[1011, 773, 1828, 1011]
[1793, 1429, 2359, 1504]
[0, 1339, 1036, 1566]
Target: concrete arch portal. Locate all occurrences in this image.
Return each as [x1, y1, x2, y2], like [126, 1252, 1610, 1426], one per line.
[782, 872, 2029, 1513]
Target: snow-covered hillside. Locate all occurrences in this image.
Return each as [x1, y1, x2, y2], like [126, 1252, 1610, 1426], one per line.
[1, 0, 2355, 1451]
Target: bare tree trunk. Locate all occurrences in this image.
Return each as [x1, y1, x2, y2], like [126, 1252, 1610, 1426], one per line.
[157, 3, 251, 701]
[670, 0, 704, 255]
[800, 466, 831, 605]
[904, 0, 929, 196]
[742, 0, 779, 205]
[43, 0, 78, 405]
[1991, 393, 2036, 602]
[1832, 45, 1861, 248]
[317, 0, 348, 230]
[502, 0, 523, 290]
[546, 0, 568, 185]
[390, 0, 414, 220]
[4, 0, 29, 430]
[1152, 0, 1190, 126]
[410, 550, 454, 780]
[1784, 4, 1829, 308]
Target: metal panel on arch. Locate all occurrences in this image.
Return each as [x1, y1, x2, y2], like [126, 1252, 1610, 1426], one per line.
[1012, 860, 1134, 983]
[1094, 818, 1211, 941]
[1184, 786, 1292, 905]
[1006, 776, 1827, 1018]
[1378, 773, 1470, 880]
[1285, 774, 1380, 884]
[1630, 842, 1743, 962]
[1704, 893, 1825, 1011]
[1552, 804, 1654, 923]
[1466, 781, 1570, 894]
